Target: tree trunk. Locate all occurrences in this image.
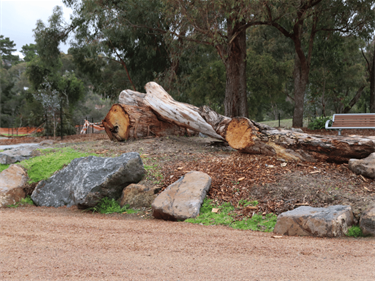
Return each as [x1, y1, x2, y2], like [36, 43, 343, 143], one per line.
[343, 85, 366, 113]
[224, 19, 248, 118]
[103, 82, 375, 164]
[292, 54, 309, 128]
[370, 46, 375, 113]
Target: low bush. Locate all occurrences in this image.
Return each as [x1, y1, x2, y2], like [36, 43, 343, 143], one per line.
[90, 197, 138, 214]
[346, 226, 363, 238]
[7, 195, 34, 208]
[185, 198, 277, 232]
[308, 116, 332, 130]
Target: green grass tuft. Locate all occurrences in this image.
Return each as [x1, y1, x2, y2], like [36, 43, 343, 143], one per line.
[90, 197, 138, 214]
[19, 148, 98, 183]
[0, 164, 10, 173]
[346, 226, 363, 237]
[7, 195, 34, 208]
[185, 198, 277, 232]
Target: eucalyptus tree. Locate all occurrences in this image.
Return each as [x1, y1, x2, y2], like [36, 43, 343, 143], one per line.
[0, 35, 20, 69]
[263, 0, 375, 127]
[34, 2, 171, 100]
[161, 0, 282, 117]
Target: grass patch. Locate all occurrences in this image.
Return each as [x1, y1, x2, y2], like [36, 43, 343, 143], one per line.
[260, 118, 309, 128]
[90, 197, 138, 214]
[19, 148, 98, 183]
[0, 164, 9, 173]
[185, 198, 277, 232]
[144, 160, 164, 185]
[7, 195, 34, 208]
[346, 226, 363, 238]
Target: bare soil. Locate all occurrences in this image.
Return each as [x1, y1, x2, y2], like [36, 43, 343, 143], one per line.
[1, 130, 375, 280]
[1, 206, 375, 281]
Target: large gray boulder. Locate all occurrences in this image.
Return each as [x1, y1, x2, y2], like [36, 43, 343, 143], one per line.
[359, 205, 375, 236]
[0, 165, 28, 207]
[31, 152, 145, 208]
[349, 153, 375, 178]
[0, 145, 41, 164]
[152, 171, 211, 221]
[274, 205, 355, 237]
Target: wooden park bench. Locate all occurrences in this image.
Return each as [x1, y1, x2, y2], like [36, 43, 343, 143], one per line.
[325, 113, 375, 135]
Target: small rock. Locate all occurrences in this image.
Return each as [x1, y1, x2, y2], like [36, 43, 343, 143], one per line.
[274, 205, 355, 237]
[31, 152, 145, 208]
[0, 145, 41, 164]
[39, 140, 55, 146]
[359, 205, 375, 236]
[349, 153, 375, 178]
[152, 171, 211, 221]
[118, 184, 160, 208]
[291, 128, 304, 133]
[0, 165, 28, 207]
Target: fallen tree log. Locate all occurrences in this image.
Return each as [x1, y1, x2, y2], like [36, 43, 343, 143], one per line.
[103, 82, 375, 163]
[102, 104, 196, 141]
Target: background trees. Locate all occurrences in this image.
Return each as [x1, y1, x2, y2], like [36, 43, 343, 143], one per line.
[1, 1, 375, 132]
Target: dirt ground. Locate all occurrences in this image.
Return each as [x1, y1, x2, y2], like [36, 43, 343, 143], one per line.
[1, 206, 375, 281]
[1, 130, 375, 280]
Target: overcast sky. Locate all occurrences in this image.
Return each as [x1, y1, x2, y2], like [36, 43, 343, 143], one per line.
[0, 0, 72, 57]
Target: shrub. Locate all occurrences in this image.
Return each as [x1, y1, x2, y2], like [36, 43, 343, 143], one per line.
[346, 226, 363, 238]
[7, 195, 34, 208]
[308, 116, 332, 130]
[90, 197, 138, 214]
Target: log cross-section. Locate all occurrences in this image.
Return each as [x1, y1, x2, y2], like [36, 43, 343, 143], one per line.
[102, 104, 194, 141]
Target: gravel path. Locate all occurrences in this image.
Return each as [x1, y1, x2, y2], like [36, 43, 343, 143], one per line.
[1, 206, 374, 280]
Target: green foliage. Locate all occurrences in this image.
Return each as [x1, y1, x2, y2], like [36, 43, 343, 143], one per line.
[144, 162, 164, 185]
[7, 195, 34, 208]
[19, 148, 97, 183]
[308, 116, 332, 130]
[0, 35, 20, 68]
[90, 197, 137, 214]
[0, 164, 10, 173]
[238, 199, 258, 207]
[185, 199, 277, 232]
[346, 226, 363, 238]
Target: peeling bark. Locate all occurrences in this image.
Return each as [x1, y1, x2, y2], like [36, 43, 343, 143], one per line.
[103, 82, 375, 163]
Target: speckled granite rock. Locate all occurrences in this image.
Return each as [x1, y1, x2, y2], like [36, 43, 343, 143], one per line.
[274, 205, 354, 237]
[31, 152, 145, 208]
[152, 171, 211, 221]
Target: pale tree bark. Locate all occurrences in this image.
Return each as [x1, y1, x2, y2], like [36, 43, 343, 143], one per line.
[103, 82, 375, 164]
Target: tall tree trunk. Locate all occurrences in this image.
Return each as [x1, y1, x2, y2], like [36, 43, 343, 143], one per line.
[292, 54, 309, 127]
[370, 46, 375, 112]
[224, 19, 248, 118]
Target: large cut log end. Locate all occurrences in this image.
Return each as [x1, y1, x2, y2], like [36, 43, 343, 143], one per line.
[225, 118, 256, 150]
[225, 118, 276, 156]
[102, 104, 130, 141]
